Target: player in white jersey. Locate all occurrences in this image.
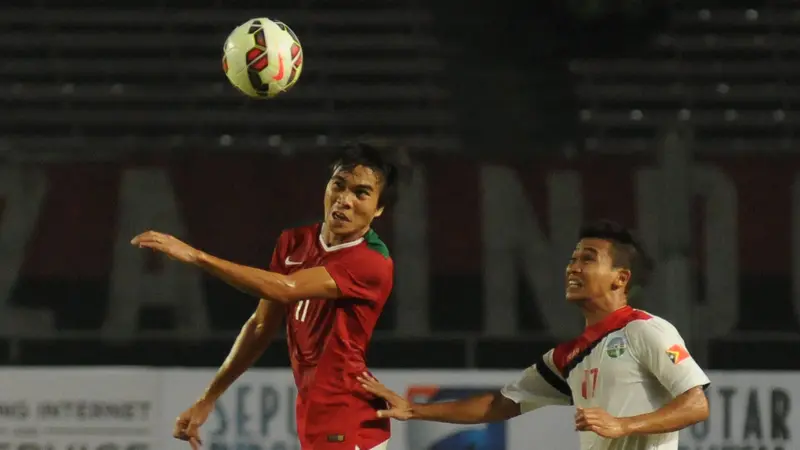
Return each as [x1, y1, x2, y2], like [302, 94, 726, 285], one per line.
[357, 220, 710, 450]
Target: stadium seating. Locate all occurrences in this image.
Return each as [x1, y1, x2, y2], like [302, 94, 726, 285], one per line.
[571, 2, 796, 153]
[0, 0, 459, 156]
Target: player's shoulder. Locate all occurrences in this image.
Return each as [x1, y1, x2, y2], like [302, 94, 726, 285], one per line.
[623, 310, 681, 340]
[334, 228, 391, 263]
[330, 229, 392, 279]
[551, 307, 654, 371]
[361, 228, 391, 260]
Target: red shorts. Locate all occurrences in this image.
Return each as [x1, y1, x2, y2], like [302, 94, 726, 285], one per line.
[303, 426, 390, 450]
[306, 437, 389, 450]
[298, 393, 390, 450]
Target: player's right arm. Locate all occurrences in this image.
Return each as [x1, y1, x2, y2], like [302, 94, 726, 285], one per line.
[360, 350, 571, 424]
[358, 373, 518, 424]
[172, 236, 290, 449]
[198, 235, 290, 404]
[198, 298, 284, 404]
[408, 391, 520, 424]
[173, 298, 284, 448]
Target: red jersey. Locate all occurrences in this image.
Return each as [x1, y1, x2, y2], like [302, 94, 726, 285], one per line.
[269, 223, 393, 450]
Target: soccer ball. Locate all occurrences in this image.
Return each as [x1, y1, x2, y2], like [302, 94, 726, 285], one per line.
[222, 18, 304, 99]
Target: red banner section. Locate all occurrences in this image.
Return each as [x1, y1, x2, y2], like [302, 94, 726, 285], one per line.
[0, 154, 796, 332]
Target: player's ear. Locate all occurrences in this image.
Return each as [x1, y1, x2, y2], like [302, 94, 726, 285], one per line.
[613, 269, 631, 291]
[374, 205, 384, 218]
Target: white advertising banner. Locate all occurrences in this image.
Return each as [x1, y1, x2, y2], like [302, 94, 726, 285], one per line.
[0, 368, 161, 450]
[678, 372, 796, 450]
[160, 369, 800, 450]
[0, 368, 798, 450]
[159, 369, 576, 450]
[160, 369, 300, 450]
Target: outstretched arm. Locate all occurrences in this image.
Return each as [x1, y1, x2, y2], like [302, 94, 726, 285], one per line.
[358, 352, 570, 425]
[410, 391, 522, 424]
[131, 231, 339, 304]
[194, 252, 338, 304]
[357, 373, 520, 424]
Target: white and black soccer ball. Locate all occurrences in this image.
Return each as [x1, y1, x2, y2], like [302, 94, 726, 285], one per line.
[222, 17, 304, 98]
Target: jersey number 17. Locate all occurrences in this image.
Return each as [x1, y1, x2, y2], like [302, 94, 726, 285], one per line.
[581, 368, 599, 399]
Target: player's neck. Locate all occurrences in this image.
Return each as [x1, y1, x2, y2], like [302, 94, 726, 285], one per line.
[581, 296, 629, 327]
[320, 222, 369, 247]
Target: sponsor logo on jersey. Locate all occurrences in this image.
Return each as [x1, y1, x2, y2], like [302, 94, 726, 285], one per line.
[405, 385, 507, 450]
[566, 347, 581, 363]
[605, 336, 627, 358]
[327, 434, 345, 442]
[666, 344, 691, 365]
[285, 256, 303, 266]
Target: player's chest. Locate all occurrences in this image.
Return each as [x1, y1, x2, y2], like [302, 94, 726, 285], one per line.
[565, 332, 640, 403]
[283, 247, 338, 274]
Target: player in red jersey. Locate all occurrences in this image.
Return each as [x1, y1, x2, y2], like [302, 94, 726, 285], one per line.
[131, 141, 408, 450]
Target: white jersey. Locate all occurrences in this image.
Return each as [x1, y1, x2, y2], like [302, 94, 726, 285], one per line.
[501, 306, 710, 450]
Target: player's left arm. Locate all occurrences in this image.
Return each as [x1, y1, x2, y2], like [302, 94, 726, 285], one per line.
[194, 252, 341, 304]
[613, 386, 708, 436]
[193, 249, 390, 304]
[619, 321, 711, 435]
[130, 230, 389, 304]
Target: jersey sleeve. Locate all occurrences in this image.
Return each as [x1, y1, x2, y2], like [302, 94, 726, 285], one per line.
[269, 244, 282, 273]
[269, 231, 288, 274]
[324, 251, 393, 303]
[500, 349, 572, 413]
[626, 319, 711, 398]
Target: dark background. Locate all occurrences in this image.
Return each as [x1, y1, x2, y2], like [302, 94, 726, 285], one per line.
[2, 0, 797, 370]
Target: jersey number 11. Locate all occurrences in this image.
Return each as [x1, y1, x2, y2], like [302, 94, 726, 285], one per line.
[295, 300, 311, 322]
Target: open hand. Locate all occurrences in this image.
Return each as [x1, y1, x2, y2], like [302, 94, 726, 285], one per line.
[131, 231, 200, 264]
[357, 372, 413, 420]
[575, 407, 629, 438]
[173, 400, 214, 450]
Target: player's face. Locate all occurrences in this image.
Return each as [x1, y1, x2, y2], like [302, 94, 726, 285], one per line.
[565, 238, 630, 302]
[324, 165, 384, 237]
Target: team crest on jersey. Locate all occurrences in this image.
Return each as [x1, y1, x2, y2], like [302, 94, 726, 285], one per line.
[666, 344, 691, 365]
[605, 336, 627, 358]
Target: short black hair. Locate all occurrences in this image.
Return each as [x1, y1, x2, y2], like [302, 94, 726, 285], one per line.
[329, 139, 411, 208]
[579, 219, 654, 293]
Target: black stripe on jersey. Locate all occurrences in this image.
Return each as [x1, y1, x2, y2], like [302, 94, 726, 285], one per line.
[561, 327, 623, 379]
[535, 355, 572, 400]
